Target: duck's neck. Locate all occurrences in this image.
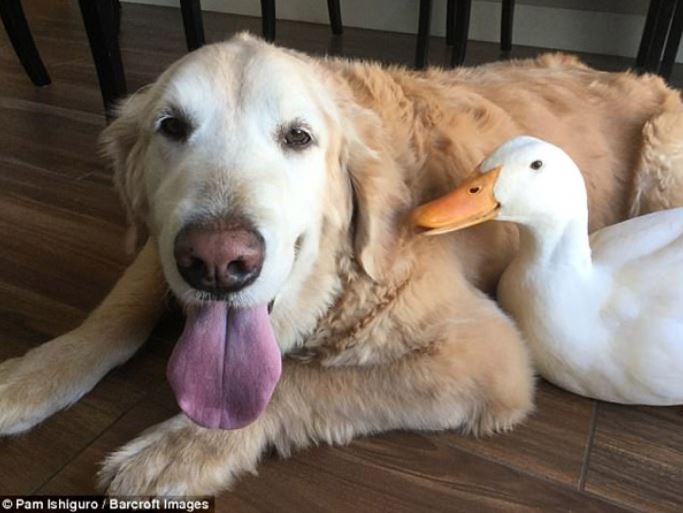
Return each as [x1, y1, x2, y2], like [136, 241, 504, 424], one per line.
[504, 210, 606, 385]
[515, 211, 592, 274]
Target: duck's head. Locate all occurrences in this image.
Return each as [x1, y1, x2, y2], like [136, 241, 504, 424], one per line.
[412, 136, 587, 235]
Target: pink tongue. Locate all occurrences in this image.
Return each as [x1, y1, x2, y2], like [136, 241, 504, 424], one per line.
[167, 303, 282, 429]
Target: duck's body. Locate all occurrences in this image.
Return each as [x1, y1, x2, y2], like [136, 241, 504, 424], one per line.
[500, 208, 683, 404]
[412, 136, 683, 405]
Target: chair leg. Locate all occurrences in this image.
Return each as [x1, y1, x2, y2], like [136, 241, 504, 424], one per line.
[446, 0, 456, 46]
[637, 0, 664, 69]
[78, 0, 127, 117]
[0, 0, 50, 86]
[415, 0, 432, 69]
[180, 0, 205, 51]
[501, 0, 515, 52]
[659, 0, 683, 79]
[114, 0, 121, 36]
[644, 0, 677, 72]
[449, 0, 471, 67]
[327, 0, 343, 35]
[261, 0, 275, 42]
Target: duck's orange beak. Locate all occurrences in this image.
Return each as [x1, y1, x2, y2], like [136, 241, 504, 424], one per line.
[411, 166, 502, 236]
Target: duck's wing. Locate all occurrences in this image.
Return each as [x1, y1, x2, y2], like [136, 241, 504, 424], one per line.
[592, 209, 683, 404]
[589, 207, 683, 268]
[593, 208, 683, 313]
[611, 298, 683, 404]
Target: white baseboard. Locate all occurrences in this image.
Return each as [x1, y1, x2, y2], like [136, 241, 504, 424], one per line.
[122, 0, 683, 63]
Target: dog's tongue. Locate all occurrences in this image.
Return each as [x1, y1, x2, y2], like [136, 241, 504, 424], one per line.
[167, 303, 281, 429]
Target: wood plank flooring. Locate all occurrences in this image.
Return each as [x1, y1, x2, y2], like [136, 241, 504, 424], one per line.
[1, 1, 682, 511]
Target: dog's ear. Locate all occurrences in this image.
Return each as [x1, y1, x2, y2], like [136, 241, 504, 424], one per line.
[342, 106, 410, 282]
[100, 90, 151, 253]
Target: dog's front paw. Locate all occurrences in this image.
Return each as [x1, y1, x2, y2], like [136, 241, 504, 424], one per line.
[0, 356, 38, 435]
[0, 341, 84, 435]
[99, 414, 265, 496]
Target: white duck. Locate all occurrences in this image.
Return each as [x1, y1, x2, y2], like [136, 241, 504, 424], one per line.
[412, 136, 683, 405]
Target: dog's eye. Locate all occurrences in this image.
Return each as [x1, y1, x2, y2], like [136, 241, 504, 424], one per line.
[530, 160, 543, 170]
[284, 127, 312, 149]
[158, 116, 190, 141]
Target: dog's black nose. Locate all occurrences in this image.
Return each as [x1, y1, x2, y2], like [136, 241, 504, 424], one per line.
[173, 221, 265, 294]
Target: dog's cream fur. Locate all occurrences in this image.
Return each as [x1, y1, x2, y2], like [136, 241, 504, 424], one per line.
[2, 34, 683, 495]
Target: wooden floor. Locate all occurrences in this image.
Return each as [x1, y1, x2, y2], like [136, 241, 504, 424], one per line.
[1, 1, 682, 511]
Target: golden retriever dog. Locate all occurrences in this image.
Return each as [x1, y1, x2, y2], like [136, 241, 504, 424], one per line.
[1, 33, 682, 495]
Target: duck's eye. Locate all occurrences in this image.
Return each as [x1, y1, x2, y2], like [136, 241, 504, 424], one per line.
[530, 160, 543, 170]
[158, 116, 190, 141]
[284, 127, 312, 149]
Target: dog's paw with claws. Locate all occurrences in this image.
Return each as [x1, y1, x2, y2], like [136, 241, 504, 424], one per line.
[99, 414, 264, 496]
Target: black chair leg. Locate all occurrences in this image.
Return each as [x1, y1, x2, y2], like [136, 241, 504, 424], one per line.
[446, 0, 456, 46]
[261, 0, 275, 42]
[644, 0, 677, 72]
[78, 0, 127, 117]
[501, 0, 515, 52]
[637, 0, 664, 69]
[114, 0, 121, 36]
[415, 0, 432, 69]
[327, 0, 343, 35]
[0, 0, 50, 86]
[660, 0, 683, 79]
[180, 0, 205, 51]
[450, 0, 471, 66]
